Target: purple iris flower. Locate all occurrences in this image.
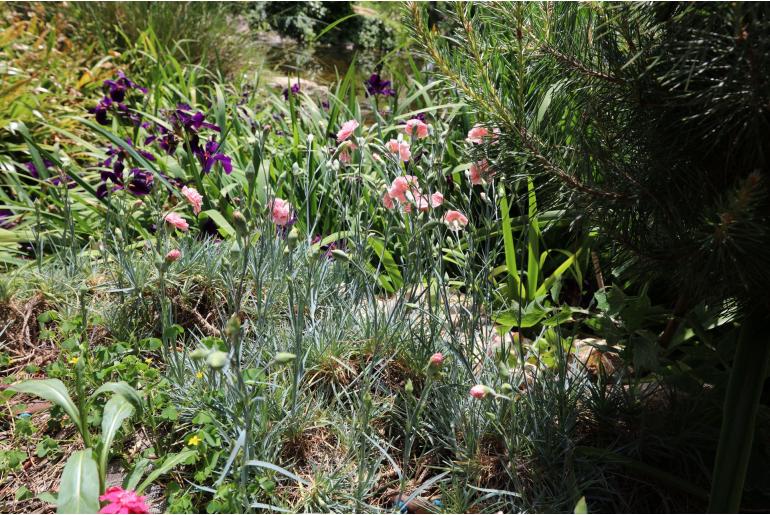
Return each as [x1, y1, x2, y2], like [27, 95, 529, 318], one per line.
[90, 72, 146, 126]
[24, 159, 54, 178]
[0, 209, 16, 229]
[127, 168, 154, 196]
[282, 83, 301, 100]
[89, 96, 113, 125]
[169, 104, 220, 133]
[364, 73, 395, 97]
[194, 138, 232, 174]
[103, 71, 147, 102]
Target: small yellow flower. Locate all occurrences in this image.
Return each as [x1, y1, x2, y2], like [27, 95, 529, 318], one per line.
[187, 435, 202, 447]
[195, 371, 204, 379]
[144, 357, 153, 365]
[69, 356, 79, 365]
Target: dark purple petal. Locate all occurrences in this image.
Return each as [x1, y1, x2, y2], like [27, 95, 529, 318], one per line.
[215, 153, 232, 174]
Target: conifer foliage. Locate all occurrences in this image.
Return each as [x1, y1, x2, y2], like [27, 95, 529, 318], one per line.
[410, 3, 770, 512]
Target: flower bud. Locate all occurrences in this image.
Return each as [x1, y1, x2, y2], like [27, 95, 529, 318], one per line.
[287, 227, 299, 250]
[165, 249, 182, 262]
[206, 351, 228, 370]
[330, 249, 351, 262]
[469, 384, 492, 399]
[428, 352, 444, 367]
[501, 383, 513, 395]
[224, 314, 241, 339]
[189, 348, 210, 360]
[232, 210, 248, 236]
[404, 379, 414, 395]
[274, 352, 296, 364]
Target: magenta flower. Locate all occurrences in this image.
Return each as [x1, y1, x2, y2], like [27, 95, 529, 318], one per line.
[98, 486, 150, 514]
[164, 212, 189, 232]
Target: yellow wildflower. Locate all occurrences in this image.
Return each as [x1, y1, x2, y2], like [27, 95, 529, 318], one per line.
[69, 356, 79, 365]
[195, 371, 204, 379]
[187, 435, 202, 446]
[144, 357, 153, 365]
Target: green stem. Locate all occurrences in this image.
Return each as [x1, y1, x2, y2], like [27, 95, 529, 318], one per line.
[708, 311, 770, 513]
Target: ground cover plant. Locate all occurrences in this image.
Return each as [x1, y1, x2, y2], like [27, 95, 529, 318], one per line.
[2, 2, 769, 514]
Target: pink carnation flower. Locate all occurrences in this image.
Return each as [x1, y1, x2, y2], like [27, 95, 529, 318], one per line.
[336, 119, 359, 142]
[386, 139, 411, 162]
[182, 186, 203, 215]
[165, 249, 181, 262]
[469, 384, 491, 399]
[164, 212, 189, 232]
[467, 159, 493, 185]
[270, 198, 292, 227]
[388, 175, 420, 203]
[443, 210, 469, 231]
[99, 486, 150, 514]
[429, 352, 444, 366]
[383, 191, 396, 210]
[338, 141, 357, 164]
[430, 192, 444, 208]
[466, 124, 499, 144]
[405, 118, 429, 139]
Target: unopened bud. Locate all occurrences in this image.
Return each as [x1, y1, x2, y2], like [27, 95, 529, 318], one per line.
[274, 352, 296, 364]
[206, 351, 228, 370]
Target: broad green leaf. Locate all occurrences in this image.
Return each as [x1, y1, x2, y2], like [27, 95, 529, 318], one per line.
[92, 382, 143, 416]
[123, 458, 151, 492]
[202, 209, 235, 238]
[499, 186, 524, 301]
[99, 395, 134, 484]
[368, 236, 403, 290]
[494, 303, 548, 329]
[574, 496, 588, 514]
[136, 449, 197, 494]
[245, 460, 310, 486]
[9, 380, 80, 428]
[57, 450, 99, 514]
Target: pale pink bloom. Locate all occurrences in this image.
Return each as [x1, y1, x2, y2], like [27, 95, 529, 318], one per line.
[467, 159, 493, 185]
[99, 486, 150, 514]
[338, 141, 357, 164]
[403, 202, 413, 214]
[372, 152, 382, 163]
[388, 175, 420, 203]
[182, 186, 203, 215]
[429, 352, 444, 366]
[466, 124, 489, 144]
[470, 384, 491, 399]
[411, 193, 431, 212]
[164, 212, 189, 232]
[270, 198, 292, 227]
[443, 210, 469, 231]
[430, 192, 444, 208]
[336, 119, 359, 142]
[405, 118, 429, 139]
[382, 191, 396, 210]
[386, 139, 411, 162]
[165, 249, 181, 262]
